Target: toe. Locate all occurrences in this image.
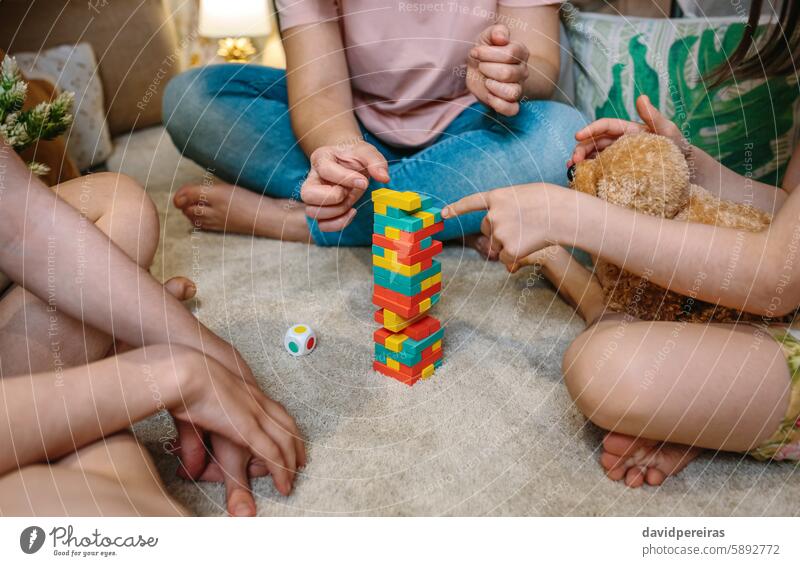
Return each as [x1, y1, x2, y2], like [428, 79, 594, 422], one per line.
[645, 467, 666, 486]
[624, 466, 646, 488]
[603, 433, 658, 459]
[174, 184, 207, 209]
[185, 204, 215, 229]
[164, 276, 197, 301]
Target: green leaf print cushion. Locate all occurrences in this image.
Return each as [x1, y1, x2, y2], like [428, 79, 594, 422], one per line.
[563, 9, 800, 185]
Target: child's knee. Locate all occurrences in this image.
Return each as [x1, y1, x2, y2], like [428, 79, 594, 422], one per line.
[78, 173, 160, 267]
[563, 325, 647, 431]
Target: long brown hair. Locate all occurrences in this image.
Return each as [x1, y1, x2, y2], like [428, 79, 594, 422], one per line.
[711, 0, 800, 84]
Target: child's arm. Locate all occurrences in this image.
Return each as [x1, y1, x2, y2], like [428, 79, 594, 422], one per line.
[0, 143, 304, 496]
[572, 95, 790, 214]
[0, 344, 295, 493]
[444, 182, 800, 318]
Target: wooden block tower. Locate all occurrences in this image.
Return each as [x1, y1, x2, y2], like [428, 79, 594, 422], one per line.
[371, 188, 444, 386]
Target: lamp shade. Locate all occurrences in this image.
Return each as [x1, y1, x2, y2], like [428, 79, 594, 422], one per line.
[198, 0, 272, 38]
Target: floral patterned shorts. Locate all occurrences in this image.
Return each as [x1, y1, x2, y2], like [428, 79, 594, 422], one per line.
[749, 327, 800, 461]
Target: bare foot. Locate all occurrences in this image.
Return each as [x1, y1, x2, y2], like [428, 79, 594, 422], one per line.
[600, 432, 702, 488]
[463, 234, 500, 260]
[173, 182, 311, 242]
[512, 246, 608, 325]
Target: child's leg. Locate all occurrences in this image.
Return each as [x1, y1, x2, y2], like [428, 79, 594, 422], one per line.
[563, 319, 791, 487]
[0, 432, 188, 516]
[514, 246, 607, 325]
[0, 173, 203, 507]
[163, 65, 312, 241]
[0, 173, 164, 376]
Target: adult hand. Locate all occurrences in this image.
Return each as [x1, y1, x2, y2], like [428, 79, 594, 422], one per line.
[570, 95, 689, 166]
[301, 140, 390, 232]
[466, 24, 529, 116]
[442, 184, 566, 269]
[169, 350, 306, 511]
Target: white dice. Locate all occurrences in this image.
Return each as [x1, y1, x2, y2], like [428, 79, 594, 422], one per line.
[284, 324, 316, 356]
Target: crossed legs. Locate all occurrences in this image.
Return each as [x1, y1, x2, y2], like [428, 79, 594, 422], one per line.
[0, 173, 191, 515]
[530, 248, 792, 487]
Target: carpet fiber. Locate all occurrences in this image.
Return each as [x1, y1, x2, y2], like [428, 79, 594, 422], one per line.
[110, 126, 799, 516]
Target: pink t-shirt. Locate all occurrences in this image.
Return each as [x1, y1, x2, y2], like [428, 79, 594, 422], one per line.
[276, 0, 559, 147]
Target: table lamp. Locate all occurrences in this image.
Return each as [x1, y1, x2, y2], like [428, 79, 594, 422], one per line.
[199, 0, 272, 63]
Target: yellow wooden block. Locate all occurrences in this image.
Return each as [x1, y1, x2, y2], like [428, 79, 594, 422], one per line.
[384, 334, 408, 353]
[382, 309, 424, 332]
[432, 340, 442, 351]
[372, 188, 422, 211]
[373, 255, 422, 277]
[419, 297, 431, 311]
[374, 202, 388, 215]
[421, 364, 435, 380]
[384, 226, 401, 240]
[414, 210, 435, 228]
[384, 249, 398, 263]
[387, 358, 400, 371]
[420, 272, 442, 291]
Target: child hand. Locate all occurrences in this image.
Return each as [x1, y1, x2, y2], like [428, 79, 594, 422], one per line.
[442, 184, 565, 269]
[466, 24, 529, 116]
[570, 95, 689, 166]
[169, 350, 306, 503]
[301, 140, 390, 232]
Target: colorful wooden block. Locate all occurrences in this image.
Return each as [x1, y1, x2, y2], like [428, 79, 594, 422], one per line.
[374, 270, 442, 297]
[372, 239, 443, 265]
[372, 360, 421, 386]
[377, 347, 443, 377]
[372, 234, 433, 257]
[374, 207, 442, 233]
[372, 254, 433, 277]
[371, 188, 431, 212]
[373, 289, 440, 319]
[375, 221, 444, 243]
[402, 315, 441, 341]
[374, 308, 428, 332]
[373, 281, 442, 310]
[375, 341, 443, 367]
[380, 305, 436, 332]
[374, 325, 444, 357]
[374, 199, 435, 218]
[373, 259, 440, 287]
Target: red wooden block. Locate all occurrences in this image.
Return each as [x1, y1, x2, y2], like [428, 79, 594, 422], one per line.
[372, 283, 441, 317]
[382, 221, 444, 244]
[374, 236, 443, 264]
[373, 327, 393, 347]
[387, 348, 443, 377]
[373, 360, 421, 386]
[403, 315, 441, 341]
[396, 239, 443, 265]
[373, 234, 420, 255]
[373, 316, 443, 347]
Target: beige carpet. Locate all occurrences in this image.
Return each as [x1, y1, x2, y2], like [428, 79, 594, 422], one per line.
[110, 126, 799, 516]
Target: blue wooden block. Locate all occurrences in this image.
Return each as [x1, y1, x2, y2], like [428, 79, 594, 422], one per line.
[374, 213, 424, 233]
[395, 327, 445, 358]
[375, 328, 443, 367]
[373, 261, 441, 294]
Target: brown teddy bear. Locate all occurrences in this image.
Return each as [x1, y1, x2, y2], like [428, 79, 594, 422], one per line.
[566, 132, 774, 323]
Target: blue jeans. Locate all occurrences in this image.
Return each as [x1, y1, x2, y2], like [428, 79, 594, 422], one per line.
[163, 65, 586, 246]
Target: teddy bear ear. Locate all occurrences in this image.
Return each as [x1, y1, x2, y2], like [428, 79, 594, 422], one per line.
[567, 164, 577, 183]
